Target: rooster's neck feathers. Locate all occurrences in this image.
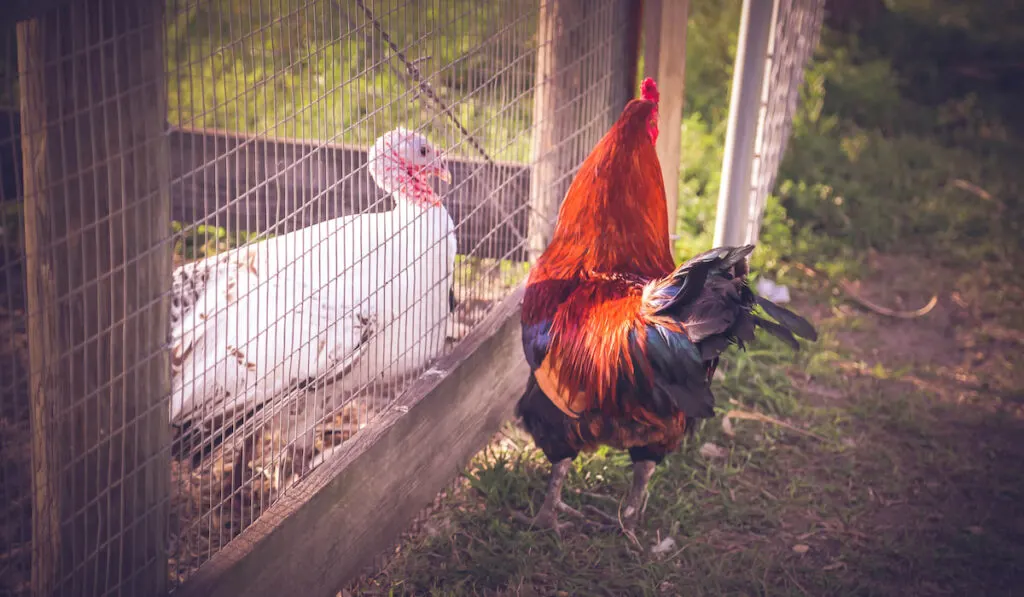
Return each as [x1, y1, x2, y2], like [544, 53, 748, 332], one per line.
[530, 95, 672, 285]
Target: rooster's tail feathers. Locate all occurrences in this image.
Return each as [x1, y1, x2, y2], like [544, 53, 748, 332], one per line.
[754, 295, 818, 342]
[644, 243, 817, 352]
[648, 244, 754, 317]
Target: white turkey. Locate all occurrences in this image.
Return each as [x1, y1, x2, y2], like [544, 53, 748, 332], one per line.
[169, 128, 456, 459]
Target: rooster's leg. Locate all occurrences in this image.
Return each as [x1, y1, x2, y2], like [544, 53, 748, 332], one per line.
[514, 458, 619, 534]
[513, 458, 573, 534]
[621, 459, 657, 533]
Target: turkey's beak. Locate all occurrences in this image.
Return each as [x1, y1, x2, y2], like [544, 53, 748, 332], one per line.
[433, 159, 452, 185]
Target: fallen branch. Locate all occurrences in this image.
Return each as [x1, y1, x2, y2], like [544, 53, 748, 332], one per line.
[722, 409, 827, 442]
[950, 178, 994, 202]
[839, 280, 938, 319]
[795, 263, 938, 319]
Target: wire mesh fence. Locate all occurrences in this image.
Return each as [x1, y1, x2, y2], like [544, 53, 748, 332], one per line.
[748, 0, 825, 243]
[0, 0, 632, 594]
[163, 0, 629, 587]
[1, 3, 171, 596]
[0, 0, 822, 594]
[0, 35, 29, 597]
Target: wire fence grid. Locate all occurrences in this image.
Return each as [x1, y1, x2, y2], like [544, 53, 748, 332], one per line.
[164, 0, 625, 588]
[0, 40, 29, 597]
[747, 0, 825, 243]
[0, 0, 825, 594]
[2, 3, 172, 596]
[0, 0, 632, 594]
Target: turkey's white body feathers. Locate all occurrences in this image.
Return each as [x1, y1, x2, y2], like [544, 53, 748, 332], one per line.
[169, 202, 456, 428]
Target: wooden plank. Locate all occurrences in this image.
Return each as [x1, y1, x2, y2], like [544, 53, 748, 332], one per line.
[17, 22, 59, 591]
[16, 1, 171, 595]
[169, 127, 531, 262]
[611, 0, 644, 116]
[1, 0, 70, 26]
[2, 117, 532, 260]
[173, 285, 529, 597]
[527, 0, 582, 264]
[643, 0, 689, 244]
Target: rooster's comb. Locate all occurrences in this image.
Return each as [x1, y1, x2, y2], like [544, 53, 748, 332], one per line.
[640, 77, 659, 104]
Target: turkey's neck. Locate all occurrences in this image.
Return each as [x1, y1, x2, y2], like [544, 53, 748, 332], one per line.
[392, 190, 443, 219]
[375, 166, 442, 214]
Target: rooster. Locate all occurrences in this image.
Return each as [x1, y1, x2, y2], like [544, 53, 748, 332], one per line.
[515, 79, 818, 534]
[169, 128, 455, 460]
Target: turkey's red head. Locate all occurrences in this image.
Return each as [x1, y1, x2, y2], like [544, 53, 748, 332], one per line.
[368, 128, 452, 208]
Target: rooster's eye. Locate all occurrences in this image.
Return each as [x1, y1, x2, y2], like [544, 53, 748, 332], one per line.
[419, 146, 428, 157]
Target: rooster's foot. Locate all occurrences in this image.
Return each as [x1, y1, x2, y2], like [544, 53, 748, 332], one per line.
[514, 458, 620, 535]
[619, 460, 656, 534]
[512, 505, 573, 536]
[513, 500, 617, 535]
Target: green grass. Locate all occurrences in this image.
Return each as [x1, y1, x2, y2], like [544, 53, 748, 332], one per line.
[349, 256, 1024, 596]
[165, 0, 538, 161]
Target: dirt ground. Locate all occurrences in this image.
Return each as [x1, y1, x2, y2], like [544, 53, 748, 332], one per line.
[345, 252, 1024, 596]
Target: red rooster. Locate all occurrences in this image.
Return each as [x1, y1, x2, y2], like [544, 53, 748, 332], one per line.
[515, 78, 817, 534]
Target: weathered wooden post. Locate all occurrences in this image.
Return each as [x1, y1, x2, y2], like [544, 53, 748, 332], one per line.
[17, 0, 171, 594]
[528, 0, 646, 263]
[528, 0, 573, 263]
[643, 0, 689, 244]
[611, 0, 644, 118]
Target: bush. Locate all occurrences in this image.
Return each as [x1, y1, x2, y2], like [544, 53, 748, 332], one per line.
[673, 1, 1022, 273]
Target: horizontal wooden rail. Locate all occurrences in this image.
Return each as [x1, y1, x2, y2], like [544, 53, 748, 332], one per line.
[169, 127, 532, 261]
[1, 112, 532, 261]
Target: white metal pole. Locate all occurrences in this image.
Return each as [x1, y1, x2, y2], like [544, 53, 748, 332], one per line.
[713, 0, 776, 247]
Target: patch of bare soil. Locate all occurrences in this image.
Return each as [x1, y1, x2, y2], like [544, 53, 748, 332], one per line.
[792, 252, 1024, 594]
[827, 252, 1024, 402]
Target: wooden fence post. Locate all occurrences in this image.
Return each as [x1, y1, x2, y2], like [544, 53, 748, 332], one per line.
[528, 0, 573, 264]
[611, 0, 644, 118]
[18, 0, 171, 594]
[524, 0, 565, 264]
[528, 0, 644, 263]
[643, 0, 689, 244]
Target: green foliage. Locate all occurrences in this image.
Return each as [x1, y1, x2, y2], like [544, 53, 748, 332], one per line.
[171, 220, 267, 261]
[166, 0, 537, 161]
[680, 0, 743, 124]
[673, 0, 1023, 276]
